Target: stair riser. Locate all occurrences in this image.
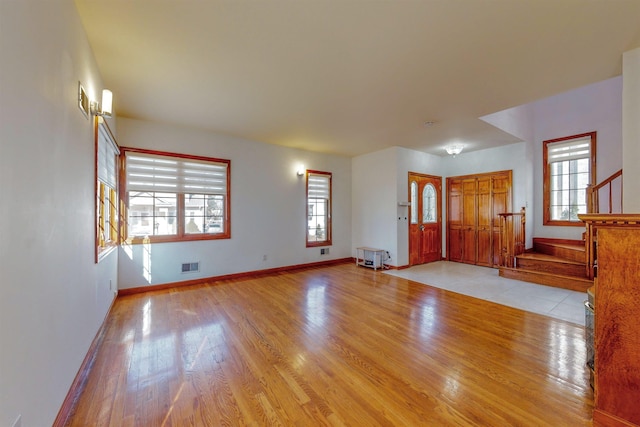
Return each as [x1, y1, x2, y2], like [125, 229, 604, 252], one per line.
[533, 243, 585, 263]
[499, 268, 592, 293]
[516, 258, 586, 277]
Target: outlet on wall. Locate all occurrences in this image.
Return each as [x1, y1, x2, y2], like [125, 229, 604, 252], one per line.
[262, 254, 267, 261]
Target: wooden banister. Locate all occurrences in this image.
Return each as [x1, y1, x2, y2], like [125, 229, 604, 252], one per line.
[578, 213, 640, 279]
[498, 207, 526, 268]
[586, 169, 622, 214]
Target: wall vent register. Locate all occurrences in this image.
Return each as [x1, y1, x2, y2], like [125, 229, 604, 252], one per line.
[181, 262, 200, 273]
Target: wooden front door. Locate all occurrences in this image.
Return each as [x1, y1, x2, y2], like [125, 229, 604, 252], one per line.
[409, 173, 442, 266]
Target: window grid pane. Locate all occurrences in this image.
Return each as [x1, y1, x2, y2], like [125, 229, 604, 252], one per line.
[184, 194, 225, 234]
[307, 198, 328, 242]
[104, 186, 111, 241]
[128, 192, 177, 236]
[549, 157, 589, 221]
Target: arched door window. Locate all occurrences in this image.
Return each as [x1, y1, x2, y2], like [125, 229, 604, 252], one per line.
[410, 181, 418, 224]
[423, 183, 437, 223]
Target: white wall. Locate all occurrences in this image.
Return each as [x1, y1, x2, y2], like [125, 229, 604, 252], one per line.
[351, 148, 399, 265]
[117, 118, 352, 288]
[623, 48, 640, 212]
[0, 1, 117, 426]
[351, 146, 442, 267]
[532, 77, 623, 240]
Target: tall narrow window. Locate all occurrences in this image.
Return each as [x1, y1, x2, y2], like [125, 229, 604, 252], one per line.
[122, 148, 230, 243]
[543, 132, 596, 225]
[96, 118, 119, 262]
[410, 181, 418, 224]
[306, 170, 332, 247]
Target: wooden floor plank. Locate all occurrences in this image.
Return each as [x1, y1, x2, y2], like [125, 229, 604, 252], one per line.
[62, 263, 593, 426]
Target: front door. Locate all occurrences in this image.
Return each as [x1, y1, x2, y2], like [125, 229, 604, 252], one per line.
[409, 173, 442, 266]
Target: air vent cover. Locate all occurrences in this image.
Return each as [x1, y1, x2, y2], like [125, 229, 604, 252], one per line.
[181, 262, 200, 273]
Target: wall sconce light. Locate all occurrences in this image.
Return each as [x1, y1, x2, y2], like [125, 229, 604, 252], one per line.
[445, 144, 463, 157]
[90, 89, 113, 117]
[296, 164, 305, 177]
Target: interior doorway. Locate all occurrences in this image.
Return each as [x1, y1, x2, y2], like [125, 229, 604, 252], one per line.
[408, 172, 442, 266]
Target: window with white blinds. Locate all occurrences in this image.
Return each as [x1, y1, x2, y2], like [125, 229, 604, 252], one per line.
[306, 170, 332, 247]
[96, 120, 120, 262]
[123, 148, 231, 242]
[546, 136, 591, 163]
[98, 124, 119, 188]
[543, 132, 596, 225]
[125, 153, 227, 195]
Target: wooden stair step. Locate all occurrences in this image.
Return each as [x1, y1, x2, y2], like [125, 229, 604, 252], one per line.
[499, 267, 592, 293]
[516, 253, 586, 278]
[533, 238, 585, 263]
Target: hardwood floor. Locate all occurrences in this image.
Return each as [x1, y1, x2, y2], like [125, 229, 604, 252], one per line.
[62, 263, 593, 426]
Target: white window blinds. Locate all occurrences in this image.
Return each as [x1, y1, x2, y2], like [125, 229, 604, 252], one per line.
[308, 174, 330, 199]
[547, 137, 591, 163]
[126, 152, 228, 195]
[97, 124, 120, 188]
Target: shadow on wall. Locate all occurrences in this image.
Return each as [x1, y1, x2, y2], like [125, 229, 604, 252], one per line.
[120, 240, 153, 287]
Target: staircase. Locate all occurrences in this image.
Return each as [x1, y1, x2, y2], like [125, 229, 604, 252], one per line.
[499, 238, 593, 292]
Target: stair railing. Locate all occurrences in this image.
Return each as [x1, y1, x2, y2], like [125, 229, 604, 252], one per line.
[581, 169, 623, 279]
[498, 207, 526, 268]
[586, 169, 622, 214]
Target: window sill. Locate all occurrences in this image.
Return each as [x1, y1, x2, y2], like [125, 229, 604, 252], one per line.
[97, 244, 117, 263]
[125, 233, 231, 245]
[306, 240, 332, 248]
[543, 220, 585, 227]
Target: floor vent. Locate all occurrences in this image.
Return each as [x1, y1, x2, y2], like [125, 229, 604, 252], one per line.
[181, 262, 200, 273]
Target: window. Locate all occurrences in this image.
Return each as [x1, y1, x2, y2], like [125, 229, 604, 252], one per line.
[96, 118, 119, 262]
[423, 183, 437, 223]
[122, 148, 230, 243]
[410, 181, 418, 224]
[543, 132, 596, 226]
[306, 170, 332, 247]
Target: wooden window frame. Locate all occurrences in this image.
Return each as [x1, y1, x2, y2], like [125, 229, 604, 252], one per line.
[95, 118, 119, 262]
[121, 147, 231, 244]
[306, 170, 332, 247]
[543, 131, 596, 226]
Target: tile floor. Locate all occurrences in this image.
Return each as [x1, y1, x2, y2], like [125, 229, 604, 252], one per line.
[384, 261, 587, 326]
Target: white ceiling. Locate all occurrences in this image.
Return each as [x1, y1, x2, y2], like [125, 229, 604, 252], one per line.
[75, 0, 640, 157]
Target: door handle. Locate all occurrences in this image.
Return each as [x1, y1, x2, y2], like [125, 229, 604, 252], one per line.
[420, 225, 425, 231]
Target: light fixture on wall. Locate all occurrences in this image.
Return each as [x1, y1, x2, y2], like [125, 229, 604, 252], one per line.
[296, 164, 305, 177]
[445, 144, 463, 157]
[90, 89, 113, 117]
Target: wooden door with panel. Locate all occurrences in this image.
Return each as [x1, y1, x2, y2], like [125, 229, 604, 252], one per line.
[447, 178, 463, 262]
[476, 177, 493, 267]
[462, 178, 477, 264]
[409, 173, 442, 266]
[491, 173, 512, 266]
